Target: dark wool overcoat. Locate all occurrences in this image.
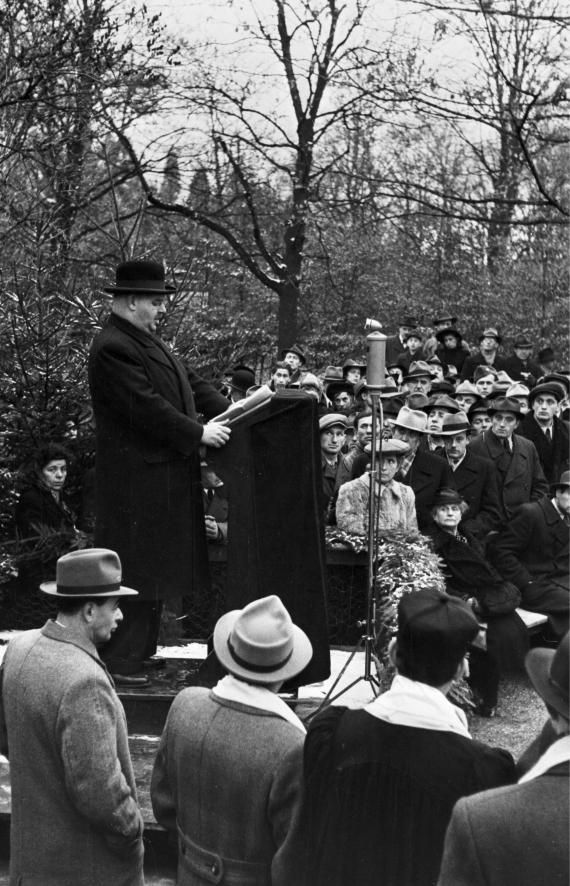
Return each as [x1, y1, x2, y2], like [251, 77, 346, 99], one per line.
[518, 412, 570, 485]
[88, 314, 229, 600]
[469, 430, 548, 520]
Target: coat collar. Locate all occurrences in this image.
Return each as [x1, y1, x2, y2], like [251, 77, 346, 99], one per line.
[41, 619, 111, 677]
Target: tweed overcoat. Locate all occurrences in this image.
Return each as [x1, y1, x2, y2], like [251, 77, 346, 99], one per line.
[151, 687, 304, 886]
[88, 313, 229, 600]
[438, 762, 569, 886]
[469, 431, 548, 520]
[0, 621, 144, 886]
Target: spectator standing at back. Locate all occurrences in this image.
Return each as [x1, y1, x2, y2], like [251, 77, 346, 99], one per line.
[395, 329, 424, 373]
[438, 632, 570, 886]
[385, 314, 419, 365]
[0, 549, 145, 886]
[435, 326, 468, 374]
[469, 397, 548, 521]
[518, 381, 569, 484]
[280, 345, 306, 385]
[293, 588, 516, 886]
[318, 413, 350, 523]
[461, 328, 507, 381]
[151, 595, 312, 886]
[504, 335, 542, 386]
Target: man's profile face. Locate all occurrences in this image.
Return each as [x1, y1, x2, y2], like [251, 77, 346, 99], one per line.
[131, 296, 167, 334]
[89, 597, 123, 646]
[320, 426, 345, 457]
[555, 488, 570, 516]
[533, 394, 558, 424]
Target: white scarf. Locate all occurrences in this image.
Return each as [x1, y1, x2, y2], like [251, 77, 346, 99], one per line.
[519, 734, 570, 784]
[364, 674, 471, 739]
[212, 674, 306, 734]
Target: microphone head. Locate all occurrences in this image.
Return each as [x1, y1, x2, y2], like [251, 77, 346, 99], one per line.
[364, 318, 383, 332]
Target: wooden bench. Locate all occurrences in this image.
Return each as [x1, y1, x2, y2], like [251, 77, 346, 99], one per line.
[516, 608, 549, 634]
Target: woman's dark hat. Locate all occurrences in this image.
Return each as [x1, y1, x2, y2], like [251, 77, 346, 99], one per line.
[432, 487, 464, 508]
[40, 549, 139, 598]
[104, 260, 175, 295]
[436, 327, 463, 345]
[468, 398, 490, 418]
[326, 380, 354, 400]
[213, 595, 312, 684]
[525, 632, 569, 719]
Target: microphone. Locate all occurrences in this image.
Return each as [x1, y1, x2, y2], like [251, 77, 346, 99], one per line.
[366, 332, 387, 392]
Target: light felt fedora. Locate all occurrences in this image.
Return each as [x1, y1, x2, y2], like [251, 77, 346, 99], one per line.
[525, 632, 569, 719]
[40, 549, 139, 598]
[393, 406, 428, 434]
[104, 259, 175, 295]
[213, 595, 312, 683]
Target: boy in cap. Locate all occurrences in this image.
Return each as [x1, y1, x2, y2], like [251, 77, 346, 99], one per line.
[438, 632, 570, 886]
[295, 588, 515, 886]
[151, 595, 312, 886]
[0, 549, 145, 886]
[504, 335, 541, 385]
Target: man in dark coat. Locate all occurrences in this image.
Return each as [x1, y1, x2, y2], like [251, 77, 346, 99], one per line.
[460, 327, 507, 381]
[489, 472, 569, 637]
[438, 632, 570, 886]
[392, 406, 455, 529]
[437, 412, 503, 539]
[385, 315, 419, 365]
[518, 381, 569, 484]
[293, 588, 516, 886]
[469, 398, 548, 521]
[88, 259, 231, 679]
[504, 334, 542, 386]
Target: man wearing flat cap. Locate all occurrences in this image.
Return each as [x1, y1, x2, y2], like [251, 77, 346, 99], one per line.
[489, 471, 570, 638]
[517, 381, 569, 484]
[151, 595, 312, 886]
[319, 413, 351, 523]
[0, 549, 144, 886]
[438, 631, 570, 886]
[294, 588, 515, 886]
[469, 397, 548, 521]
[89, 259, 231, 681]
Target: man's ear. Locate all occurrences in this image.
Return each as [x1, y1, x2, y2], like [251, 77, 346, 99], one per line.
[388, 637, 398, 669]
[454, 657, 468, 682]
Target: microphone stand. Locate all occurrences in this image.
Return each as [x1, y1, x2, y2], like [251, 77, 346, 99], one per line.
[307, 391, 385, 716]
